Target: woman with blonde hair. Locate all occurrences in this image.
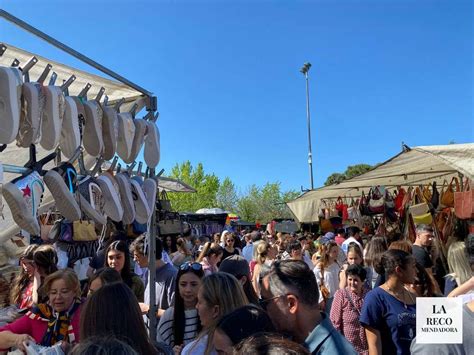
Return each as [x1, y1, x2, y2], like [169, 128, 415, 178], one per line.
[172, 238, 193, 268]
[251, 241, 270, 296]
[181, 272, 249, 355]
[0, 269, 83, 351]
[197, 242, 223, 276]
[444, 241, 472, 296]
[313, 240, 340, 312]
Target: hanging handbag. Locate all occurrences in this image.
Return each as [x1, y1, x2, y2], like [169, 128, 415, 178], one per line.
[440, 177, 460, 208]
[329, 202, 339, 218]
[431, 181, 440, 210]
[158, 218, 183, 235]
[454, 180, 474, 220]
[319, 266, 330, 301]
[39, 211, 54, 243]
[422, 184, 433, 204]
[409, 202, 433, 225]
[45, 218, 62, 243]
[368, 186, 385, 214]
[320, 218, 334, 233]
[73, 220, 98, 242]
[394, 187, 406, 213]
[359, 191, 370, 216]
[157, 190, 172, 211]
[59, 221, 74, 243]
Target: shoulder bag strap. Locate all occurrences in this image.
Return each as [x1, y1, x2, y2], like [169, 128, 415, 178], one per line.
[344, 288, 361, 315]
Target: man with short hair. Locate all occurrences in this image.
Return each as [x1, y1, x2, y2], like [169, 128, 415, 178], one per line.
[341, 227, 362, 255]
[241, 233, 254, 263]
[412, 224, 442, 293]
[260, 260, 357, 354]
[134, 236, 177, 319]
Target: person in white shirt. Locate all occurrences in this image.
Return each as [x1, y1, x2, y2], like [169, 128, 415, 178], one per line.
[341, 227, 362, 255]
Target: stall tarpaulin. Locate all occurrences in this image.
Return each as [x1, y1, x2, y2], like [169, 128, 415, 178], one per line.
[287, 143, 474, 223]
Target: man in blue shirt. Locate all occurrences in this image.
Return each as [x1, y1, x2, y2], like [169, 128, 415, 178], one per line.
[259, 260, 357, 354]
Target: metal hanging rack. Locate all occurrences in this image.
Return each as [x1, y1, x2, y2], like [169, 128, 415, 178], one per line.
[0, 9, 160, 338]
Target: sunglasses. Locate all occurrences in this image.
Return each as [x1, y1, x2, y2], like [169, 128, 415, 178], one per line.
[258, 294, 286, 311]
[226, 239, 234, 243]
[180, 262, 203, 272]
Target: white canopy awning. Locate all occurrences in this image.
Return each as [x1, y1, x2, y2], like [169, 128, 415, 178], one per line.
[0, 43, 148, 112]
[287, 143, 474, 223]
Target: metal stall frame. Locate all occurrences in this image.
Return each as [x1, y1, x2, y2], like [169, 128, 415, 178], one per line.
[0, 9, 160, 338]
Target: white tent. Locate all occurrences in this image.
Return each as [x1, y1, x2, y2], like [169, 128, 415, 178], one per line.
[287, 143, 474, 223]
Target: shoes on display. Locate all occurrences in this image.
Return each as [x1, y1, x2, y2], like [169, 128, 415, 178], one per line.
[124, 118, 147, 164]
[77, 176, 106, 225]
[101, 105, 118, 161]
[130, 178, 151, 224]
[116, 112, 135, 161]
[142, 177, 157, 219]
[40, 85, 65, 150]
[144, 120, 161, 168]
[43, 162, 81, 221]
[17, 82, 44, 147]
[2, 170, 44, 235]
[0, 66, 22, 144]
[96, 172, 123, 222]
[83, 100, 104, 157]
[115, 172, 135, 225]
[59, 97, 80, 159]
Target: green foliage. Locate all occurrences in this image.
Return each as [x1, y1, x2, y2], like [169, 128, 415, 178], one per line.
[324, 164, 373, 186]
[167, 161, 220, 212]
[166, 161, 299, 223]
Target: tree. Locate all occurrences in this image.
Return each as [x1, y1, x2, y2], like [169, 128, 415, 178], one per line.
[216, 177, 238, 212]
[324, 164, 373, 186]
[166, 161, 220, 212]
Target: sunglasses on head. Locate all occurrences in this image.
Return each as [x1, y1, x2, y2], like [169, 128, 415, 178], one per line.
[179, 262, 203, 272]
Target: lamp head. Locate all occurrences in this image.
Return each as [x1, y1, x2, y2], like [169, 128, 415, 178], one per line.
[300, 62, 312, 74]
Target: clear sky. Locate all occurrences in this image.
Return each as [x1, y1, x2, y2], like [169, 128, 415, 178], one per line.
[1, 0, 472, 194]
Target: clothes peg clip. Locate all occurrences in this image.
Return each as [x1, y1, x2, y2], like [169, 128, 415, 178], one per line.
[129, 103, 138, 118]
[91, 157, 104, 176]
[0, 43, 7, 57]
[60, 75, 76, 93]
[144, 111, 154, 121]
[109, 156, 119, 172]
[37, 64, 52, 84]
[95, 87, 105, 102]
[68, 146, 82, 165]
[127, 162, 137, 174]
[79, 83, 92, 99]
[137, 162, 143, 176]
[115, 98, 125, 112]
[145, 167, 150, 179]
[153, 112, 160, 122]
[21, 56, 38, 75]
[49, 72, 58, 86]
[11, 58, 20, 67]
[156, 168, 164, 177]
[78, 151, 87, 176]
[116, 163, 122, 174]
[103, 95, 109, 107]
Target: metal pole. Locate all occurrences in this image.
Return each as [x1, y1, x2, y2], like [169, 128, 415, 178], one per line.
[0, 9, 153, 97]
[301, 62, 314, 190]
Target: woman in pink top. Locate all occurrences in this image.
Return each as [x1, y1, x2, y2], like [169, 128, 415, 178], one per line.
[0, 269, 82, 352]
[196, 242, 223, 276]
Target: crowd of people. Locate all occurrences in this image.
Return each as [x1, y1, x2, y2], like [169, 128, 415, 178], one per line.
[0, 221, 473, 354]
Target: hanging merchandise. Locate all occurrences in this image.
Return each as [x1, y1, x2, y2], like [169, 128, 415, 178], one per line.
[115, 171, 136, 225]
[368, 186, 385, 215]
[440, 177, 460, 208]
[116, 108, 135, 161]
[0, 63, 21, 144]
[454, 179, 474, 220]
[40, 77, 65, 151]
[124, 117, 147, 164]
[72, 220, 98, 242]
[96, 167, 124, 223]
[409, 188, 433, 225]
[59, 78, 81, 159]
[430, 181, 440, 210]
[82, 90, 104, 157]
[144, 119, 161, 168]
[101, 96, 118, 161]
[77, 175, 106, 226]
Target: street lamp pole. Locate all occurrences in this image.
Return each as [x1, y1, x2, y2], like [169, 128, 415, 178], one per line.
[300, 62, 314, 190]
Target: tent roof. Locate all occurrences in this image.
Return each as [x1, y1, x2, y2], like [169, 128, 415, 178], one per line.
[0, 43, 148, 112]
[287, 143, 474, 223]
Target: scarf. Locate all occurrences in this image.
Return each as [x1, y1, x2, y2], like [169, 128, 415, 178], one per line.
[27, 298, 81, 346]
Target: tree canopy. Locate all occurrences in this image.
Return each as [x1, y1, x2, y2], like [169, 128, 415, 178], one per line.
[324, 163, 373, 186]
[165, 160, 299, 222]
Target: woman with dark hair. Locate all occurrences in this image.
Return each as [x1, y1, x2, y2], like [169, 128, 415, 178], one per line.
[70, 336, 139, 355]
[234, 333, 310, 355]
[360, 249, 417, 355]
[33, 245, 58, 303]
[407, 262, 440, 297]
[80, 282, 158, 355]
[104, 240, 144, 302]
[163, 235, 177, 256]
[86, 267, 122, 297]
[330, 264, 369, 355]
[156, 262, 204, 349]
[213, 305, 274, 354]
[171, 238, 193, 268]
[363, 236, 388, 289]
[196, 242, 223, 276]
[219, 255, 260, 305]
[9, 244, 38, 309]
[0, 269, 82, 351]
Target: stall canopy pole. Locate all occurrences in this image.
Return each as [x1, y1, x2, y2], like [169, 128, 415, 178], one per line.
[0, 9, 156, 108]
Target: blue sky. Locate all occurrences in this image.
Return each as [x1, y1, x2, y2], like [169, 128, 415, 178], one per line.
[1, 0, 472, 194]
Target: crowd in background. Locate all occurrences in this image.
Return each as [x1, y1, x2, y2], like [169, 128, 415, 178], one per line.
[0, 220, 473, 355]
